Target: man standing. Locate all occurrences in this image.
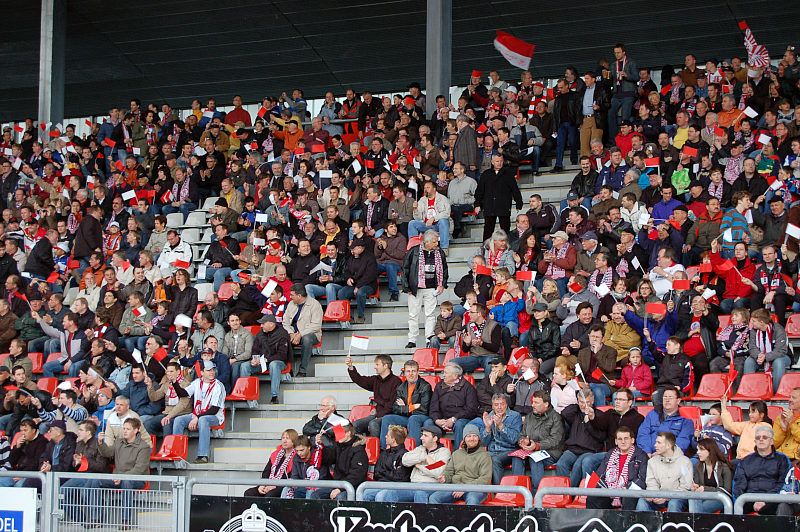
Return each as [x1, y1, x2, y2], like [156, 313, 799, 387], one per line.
[474, 154, 523, 243]
[579, 72, 610, 157]
[283, 284, 323, 378]
[453, 114, 479, 179]
[402, 230, 448, 349]
[608, 43, 638, 139]
[551, 79, 581, 172]
[346, 354, 401, 438]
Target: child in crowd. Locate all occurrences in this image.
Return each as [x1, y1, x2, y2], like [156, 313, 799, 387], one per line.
[489, 286, 525, 354]
[430, 301, 459, 350]
[609, 346, 654, 398]
[487, 268, 511, 308]
[696, 402, 734, 457]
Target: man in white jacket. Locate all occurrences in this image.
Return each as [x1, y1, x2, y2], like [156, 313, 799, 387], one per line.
[636, 431, 692, 512]
[408, 181, 452, 252]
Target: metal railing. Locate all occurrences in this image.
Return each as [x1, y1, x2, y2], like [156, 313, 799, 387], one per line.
[534, 486, 734, 513]
[734, 493, 800, 514]
[355, 481, 534, 509]
[0, 471, 50, 532]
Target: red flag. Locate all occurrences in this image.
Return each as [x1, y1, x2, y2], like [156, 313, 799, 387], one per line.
[506, 348, 528, 375]
[568, 281, 583, 293]
[48, 129, 60, 138]
[173, 259, 190, 269]
[672, 279, 691, 291]
[132, 305, 147, 317]
[311, 143, 325, 153]
[660, 84, 671, 96]
[84, 119, 93, 128]
[332, 424, 347, 443]
[365, 159, 376, 170]
[13, 124, 23, 133]
[67, 259, 80, 269]
[586, 471, 601, 489]
[713, 127, 726, 138]
[257, 107, 267, 118]
[738, 20, 749, 31]
[160, 189, 173, 203]
[154, 347, 169, 362]
[681, 146, 698, 157]
[493, 31, 536, 70]
[648, 228, 659, 240]
[591, 368, 605, 382]
[250, 142, 259, 151]
[39, 122, 47, 131]
[644, 157, 660, 168]
[727, 367, 739, 384]
[78, 456, 89, 472]
[46, 271, 59, 284]
[103, 138, 116, 149]
[718, 260, 735, 272]
[114, 160, 125, 172]
[645, 302, 667, 315]
[475, 265, 493, 276]
[476, 123, 488, 134]
[293, 147, 305, 156]
[515, 270, 535, 281]
[95, 152, 104, 160]
[699, 262, 713, 273]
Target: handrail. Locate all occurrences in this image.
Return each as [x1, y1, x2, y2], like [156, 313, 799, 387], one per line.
[0, 471, 50, 532]
[355, 481, 534, 510]
[534, 486, 733, 514]
[733, 493, 800, 514]
[184, 477, 356, 526]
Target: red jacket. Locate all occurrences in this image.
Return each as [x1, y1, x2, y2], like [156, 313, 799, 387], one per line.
[617, 362, 654, 395]
[710, 251, 755, 299]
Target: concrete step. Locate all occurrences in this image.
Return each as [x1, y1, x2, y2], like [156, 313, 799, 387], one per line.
[283, 388, 371, 405]
[246, 417, 307, 434]
[314, 362, 372, 377]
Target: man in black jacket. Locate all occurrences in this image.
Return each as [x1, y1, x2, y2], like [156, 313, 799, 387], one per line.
[333, 243, 377, 324]
[359, 186, 390, 238]
[23, 227, 56, 280]
[378, 360, 433, 446]
[454, 255, 494, 311]
[346, 354, 401, 437]
[474, 154, 523, 242]
[202, 224, 240, 291]
[551, 78, 581, 172]
[578, 72, 611, 157]
[72, 206, 103, 276]
[585, 426, 649, 510]
[2, 420, 47, 486]
[311, 423, 369, 500]
[286, 239, 320, 287]
[23, 419, 76, 490]
[244, 314, 291, 404]
[555, 389, 606, 487]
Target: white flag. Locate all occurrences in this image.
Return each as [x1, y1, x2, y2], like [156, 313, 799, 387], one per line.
[722, 228, 733, 242]
[522, 368, 536, 381]
[631, 256, 641, 271]
[350, 335, 370, 350]
[743, 106, 758, 118]
[758, 133, 772, 145]
[131, 349, 143, 364]
[786, 223, 800, 240]
[261, 279, 278, 298]
[174, 313, 193, 329]
[327, 413, 350, 426]
[702, 288, 716, 300]
[594, 283, 610, 298]
[574, 363, 584, 376]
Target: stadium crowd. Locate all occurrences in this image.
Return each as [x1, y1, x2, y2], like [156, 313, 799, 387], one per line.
[0, 37, 798, 515]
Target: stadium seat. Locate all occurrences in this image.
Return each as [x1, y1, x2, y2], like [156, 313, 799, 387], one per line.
[565, 475, 591, 508]
[406, 236, 422, 250]
[180, 228, 201, 244]
[435, 349, 458, 371]
[679, 406, 703, 431]
[691, 373, 729, 400]
[413, 348, 439, 372]
[151, 435, 188, 470]
[225, 377, 260, 431]
[767, 405, 783, 421]
[441, 438, 454, 452]
[716, 314, 732, 332]
[247, 325, 260, 336]
[323, 300, 351, 327]
[182, 211, 207, 228]
[597, 405, 613, 412]
[365, 436, 380, 465]
[217, 282, 236, 301]
[44, 353, 67, 374]
[200, 196, 220, 211]
[404, 438, 417, 451]
[37, 377, 58, 395]
[726, 405, 743, 423]
[537, 476, 571, 508]
[731, 374, 773, 401]
[421, 375, 440, 389]
[774, 373, 800, 399]
[348, 405, 375, 424]
[785, 314, 800, 339]
[463, 375, 475, 386]
[165, 212, 184, 229]
[30, 352, 44, 374]
[483, 475, 531, 507]
[637, 405, 654, 418]
[194, 283, 214, 302]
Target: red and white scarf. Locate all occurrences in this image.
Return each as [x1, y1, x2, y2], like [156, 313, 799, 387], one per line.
[193, 379, 217, 416]
[545, 243, 569, 279]
[417, 246, 444, 289]
[269, 448, 296, 479]
[604, 448, 631, 506]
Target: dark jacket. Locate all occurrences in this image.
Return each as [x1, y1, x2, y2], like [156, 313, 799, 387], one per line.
[569, 169, 599, 199]
[591, 408, 645, 451]
[527, 319, 561, 361]
[454, 272, 493, 304]
[347, 367, 402, 418]
[24, 238, 55, 277]
[372, 443, 412, 483]
[205, 236, 239, 269]
[9, 434, 48, 471]
[393, 377, 433, 417]
[561, 404, 606, 455]
[72, 215, 103, 260]
[321, 436, 369, 487]
[561, 319, 598, 356]
[521, 405, 564, 459]
[476, 372, 515, 413]
[732, 450, 791, 498]
[73, 437, 111, 473]
[120, 379, 162, 416]
[474, 165, 523, 216]
[39, 432, 77, 472]
[302, 411, 342, 448]
[358, 197, 390, 231]
[287, 253, 321, 285]
[579, 83, 611, 130]
[693, 460, 733, 497]
[164, 285, 198, 327]
[402, 245, 448, 296]
[429, 378, 479, 422]
[252, 327, 291, 365]
[597, 446, 649, 489]
[337, 251, 379, 291]
[552, 90, 581, 126]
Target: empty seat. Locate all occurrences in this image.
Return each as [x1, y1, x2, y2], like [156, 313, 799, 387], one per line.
[785, 314, 800, 339]
[483, 475, 532, 507]
[348, 405, 375, 424]
[194, 283, 214, 302]
[323, 300, 351, 324]
[412, 348, 439, 372]
[537, 476, 571, 508]
[731, 374, 773, 401]
[181, 228, 201, 244]
[165, 212, 184, 229]
[767, 405, 783, 421]
[225, 377, 260, 402]
[421, 375, 440, 389]
[565, 475, 591, 509]
[637, 405, 654, 418]
[435, 348, 458, 371]
[774, 373, 800, 399]
[37, 377, 58, 395]
[201, 197, 220, 211]
[182, 211, 207, 228]
[692, 373, 729, 400]
[151, 435, 188, 463]
[30, 352, 44, 374]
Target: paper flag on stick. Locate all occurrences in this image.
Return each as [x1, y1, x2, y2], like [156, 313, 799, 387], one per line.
[645, 302, 667, 315]
[515, 270, 535, 281]
[672, 279, 691, 290]
[132, 305, 147, 317]
[743, 106, 758, 118]
[131, 349, 143, 364]
[786, 224, 800, 240]
[644, 157, 660, 168]
[574, 363, 583, 376]
[173, 259, 190, 269]
[591, 368, 605, 381]
[568, 281, 583, 293]
[702, 288, 716, 300]
[594, 283, 610, 298]
[699, 262, 713, 273]
[475, 265, 493, 276]
[260, 279, 278, 298]
[332, 424, 347, 442]
[722, 228, 733, 242]
[758, 133, 772, 145]
[350, 335, 370, 350]
[57, 380, 73, 391]
[682, 146, 698, 157]
[586, 471, 601, 489]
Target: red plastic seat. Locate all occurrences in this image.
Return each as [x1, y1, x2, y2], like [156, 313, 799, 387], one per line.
[406, 236, 422, 250]
[483, 475, 531, 507]
[323, 300, 351, 323]
[421, 375, 441, 389]
[365, 436, 380, 465]
[0, 354, 8, 367]
[151, 435, 188, 462]
[217, 282, 236, 301]
[413, 348, 439, 372]
[637, 405, 654, 418]
[441, 438, 454, 452]
[785, 314, 800, 339]
[463, 374, 475, 386]
[565, 475, 591, 508]
[348, 405, 375, 424]
[247, 325, 260, 336]
[726, 405, 743, 423]
[597, 405, 613, 412]
[716, 314, 732, 331]
[404, 438, 417, 451]
[225, 377, 260, 402]
[44, 353, 67, 374]
[731, 373, 773, 401]
[679, 406, 703, 431]
[537, 476, 571, 508]
[774, 373, 800, 400]
[37, 377, 58, 395]
[767, 405, 783, 421]
[435, 349, 458, 371]
[30, 352, 44, 374]
[692, 373, 729, 400]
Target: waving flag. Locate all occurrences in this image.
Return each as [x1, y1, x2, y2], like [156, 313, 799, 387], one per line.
[740, 20, 770, 69]
[493, 31, 536, 70]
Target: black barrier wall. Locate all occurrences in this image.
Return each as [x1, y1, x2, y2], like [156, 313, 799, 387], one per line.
[190, 497, 794, 532]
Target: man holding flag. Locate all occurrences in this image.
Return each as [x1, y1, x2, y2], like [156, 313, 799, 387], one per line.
[171, 360, 226, 464]
[311, 420, 369, 501]
[346, 353, 401, 437]
[585, 426, 649, 510]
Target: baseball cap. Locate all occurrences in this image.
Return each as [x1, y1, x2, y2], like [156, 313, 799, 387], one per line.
[48, 420, 67, 432]
[422, 425, 443, 438]
[550, 230, 569, 241]
[581, 231, 598, 241]
[203, 360, 217, 370]
[532, 302, 548, 312]
[258, 314, 277, 324]
[566, 192, 579, 201]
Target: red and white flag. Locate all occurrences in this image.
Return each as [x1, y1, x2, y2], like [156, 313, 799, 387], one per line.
[132, 305, 147, 318]
[493, 31, 535, 70]
[740, 20, 770, 69]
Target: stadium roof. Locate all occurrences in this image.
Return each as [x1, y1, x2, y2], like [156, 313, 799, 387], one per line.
[0, 0, 798, 121]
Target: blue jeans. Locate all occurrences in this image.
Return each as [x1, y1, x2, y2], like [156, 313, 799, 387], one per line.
[377, 489, 431, 503]
[577, 452, 606, 483]
[555, 122, 578, 167]
[43, 359, 84, 377]
[608, 95, 635, 139]
[205, 266, 232, 291]
[637, 497, 686, 512]
[123, 336, 147, 353]
[378, 262, 401, 295]
[295, 333, 319, 374]
[423, 418, 469, 448]
[408, 219, 450, 249]
[337, 285, 368, 319]
[589, 383, 612, 406]
[688, 498, 724, 513]
[489, 450, 514, 484]
[556, 450, 597, 487]
[309, 488, 348, 501]
[305, 284, 327, 300]
[266, 360, 286, 398]
[719, 297, 749, 314]
[44, 337, 60, 357]
[512, 454, 557, 490]
[522, 145, 541, 172]
[172, 413, 217, 458]
[429, 335, 455, 350]
[162, 202, 199, 221]
[325, 283, 344, 302]
[27, 336, 49, 354]
[380, 413, 427, 447]
[429, 490, 486, 505]
[83, 479, 146, 524]
[744, 355, 790, 393]
[452, 355, 493, 374]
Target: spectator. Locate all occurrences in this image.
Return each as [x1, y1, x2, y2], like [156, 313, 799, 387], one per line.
[746, 309, 791, 394]
[402, 230, 448, 349]
[283, 283, 323, 378]
[585, 426, 649, 510]
[283, 435, 328, 499]
[555, 388, 606, 487]
[334, 241, 378, 325]
[379, 360, 432, 446]
[474, 392, 522, 483]
[456, 303, 502, 374]
[170, 360, 227, 464]
[720, 395, 771, 460]
[310, 423, 368, 500]
[636, 431, 692, 512]
[689, 437, 733, 513]
[421, 363, 479, 447]
[774, 387, 800, 462]
[431, 301, 460, 350]
[637, 386, 695, 455]
[346, 354, 401, 437]
[102, 394, 152, 447]
[38, 311, 90, 378]
[22, 419, 76, 490]
[732, 425, 794, 516]
[244, 429, 298, 497]
[574, 325, 617, 406]
[360, 424, 413, 501]
[143, 361, 192, 435]
[428, 424, 492, 505]
[59, 421, 111, 498]
[302, 395, 340, 448]
[608, 43, 638, 139]
[375, 221, 406, 302]
[744, 246, 791, 327]
[0, 420, 47, 487]
[537, 231, 576, 296]
[32, 389, 88, 435]
[245, 314, 291, 403]
[610, 347, 653, 398]
[474, 154, 523, 242]
[409, 181, 452, 253]
[222, 313, 254, 383]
